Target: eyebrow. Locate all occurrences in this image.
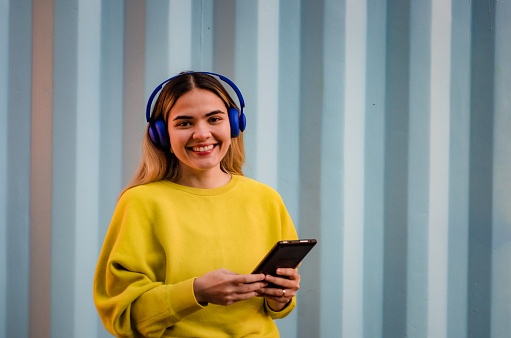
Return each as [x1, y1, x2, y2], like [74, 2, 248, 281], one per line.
[172, 110, 226, 121]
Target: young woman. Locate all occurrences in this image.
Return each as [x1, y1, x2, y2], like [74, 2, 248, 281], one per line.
[94, 72, 300, 337]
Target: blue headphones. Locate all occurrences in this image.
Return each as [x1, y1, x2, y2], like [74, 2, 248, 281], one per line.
[146, 71, 247, 149]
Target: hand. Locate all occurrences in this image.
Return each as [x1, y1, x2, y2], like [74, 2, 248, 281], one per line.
[193, 269, 267, 306]
[258, 268, 301, 311]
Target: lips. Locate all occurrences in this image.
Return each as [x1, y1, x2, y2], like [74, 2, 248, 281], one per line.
[190, 144, 216, 152]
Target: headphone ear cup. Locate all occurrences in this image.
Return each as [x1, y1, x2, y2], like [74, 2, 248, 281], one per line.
[154, 119, 170, 149]
[239, 112, 246, 133]
[229, 108, 240, 138]
[148, 122, 160, 147]
[149, 119, 170, 149]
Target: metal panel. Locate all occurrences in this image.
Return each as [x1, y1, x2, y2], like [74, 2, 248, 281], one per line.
[0, 0, 10, 336]
[1, 0, 510, 337]
[6, 1, 32, 337]
[491, 1, 511, 337]
[51, 0, 79, 335]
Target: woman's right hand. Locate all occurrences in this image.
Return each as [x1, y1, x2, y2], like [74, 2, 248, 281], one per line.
[193, 269, 267, 306]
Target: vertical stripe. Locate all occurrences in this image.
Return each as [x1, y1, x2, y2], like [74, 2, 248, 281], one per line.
[233, 0, 257, 176]
[123, 0, 146, 185]
[0, 0, 10, 334]
[255, 0, 279, 188]
[191, 0, 214, 70]
[145, 1, 169, 93]
[98, 0, 124, 246]
[491, 0, 511, 336]
[320, 0, 345, 335]
[297, 0, 324, 336]
[51, 0, 79, 335]
[383, 1, 410, 336]
[447, 1, 471, 336]
[30, 0, 54, 336]
[467, 0, 495, 336]
[7, 0, 32, 336]
[213, 0, 236, 77]
[74, 0, 101, 335]
[168, 0, 192, 73]
[427, 0, 451, 336]
[407, 0, 431, 335]
[363, 0, 386, 336]
[343, 0, 366, 337]
[277, 0, 301, 225]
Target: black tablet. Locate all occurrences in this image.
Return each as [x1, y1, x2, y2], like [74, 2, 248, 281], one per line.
[252, 239, 317, 287]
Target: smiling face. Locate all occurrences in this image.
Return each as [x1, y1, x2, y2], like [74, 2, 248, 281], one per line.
[167, 88, 232, 182]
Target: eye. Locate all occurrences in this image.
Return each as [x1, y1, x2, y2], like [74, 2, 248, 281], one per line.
[176, 121, 192, 127]
[209, 116, 222, 123]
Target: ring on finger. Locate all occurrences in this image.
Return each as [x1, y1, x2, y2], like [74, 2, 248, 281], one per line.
[281, 289, 286, 298]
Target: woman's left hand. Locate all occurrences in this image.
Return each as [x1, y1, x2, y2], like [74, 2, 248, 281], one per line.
[258, 268, 300, 311]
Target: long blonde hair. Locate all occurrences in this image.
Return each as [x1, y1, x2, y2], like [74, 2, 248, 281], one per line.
[122, 72, 245, 195]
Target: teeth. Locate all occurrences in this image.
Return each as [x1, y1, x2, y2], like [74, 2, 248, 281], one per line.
[193, 145, 214, 152]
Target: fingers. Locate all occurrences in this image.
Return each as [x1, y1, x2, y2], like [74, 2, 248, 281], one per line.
[236, 273, 266, 284]
[257, 268, 301, 306]
[264, 268, 300, 289]
[215, 277, 267, 305]
[258, 286, 295, 312]
[193, 270, 268, 306]
[232, 274, 267, 298]
[260, 286, 296, 299]
[274, 268, 300, 280]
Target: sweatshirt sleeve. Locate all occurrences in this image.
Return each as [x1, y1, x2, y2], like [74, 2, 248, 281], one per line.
[265, 297, 297, 319]
[93, 189, 205, 338]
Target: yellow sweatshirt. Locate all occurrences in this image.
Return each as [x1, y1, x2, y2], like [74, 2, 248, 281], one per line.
[94, 175, 298, 337]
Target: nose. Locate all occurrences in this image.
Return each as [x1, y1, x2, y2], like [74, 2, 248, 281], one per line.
[193, 121, 211, 140]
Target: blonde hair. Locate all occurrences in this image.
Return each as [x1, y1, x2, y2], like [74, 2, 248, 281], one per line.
[122, 72, 245, 195]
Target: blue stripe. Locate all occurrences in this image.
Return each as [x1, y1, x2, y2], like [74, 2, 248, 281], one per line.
[382, 0, 411, 336]
[467, 1, 496, 336]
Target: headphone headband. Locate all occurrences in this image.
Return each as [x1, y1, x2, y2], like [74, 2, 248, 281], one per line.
[145, 71, 245, 123]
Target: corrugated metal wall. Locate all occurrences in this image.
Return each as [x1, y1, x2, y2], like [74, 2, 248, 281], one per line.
[1, 0, 510, 337]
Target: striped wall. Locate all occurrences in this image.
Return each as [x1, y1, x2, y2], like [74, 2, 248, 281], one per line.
[1, 0, 510, 337]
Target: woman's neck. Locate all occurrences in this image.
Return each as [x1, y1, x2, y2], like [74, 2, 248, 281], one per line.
[174, 169, 232, 189]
